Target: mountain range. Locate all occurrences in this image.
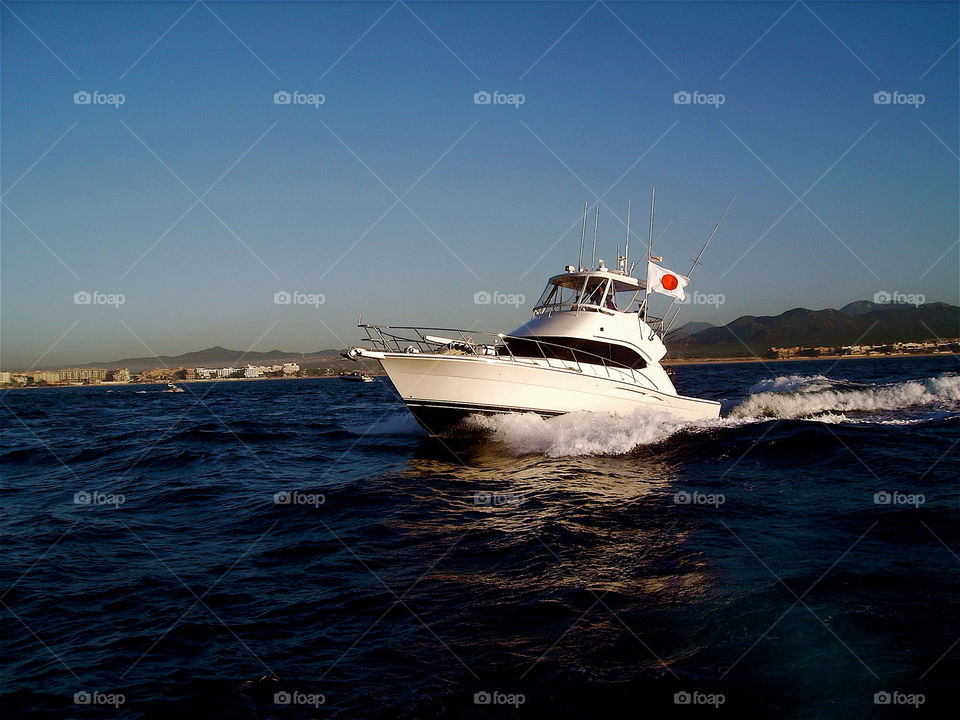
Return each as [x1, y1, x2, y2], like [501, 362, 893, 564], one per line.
[671, 301, 959, 357]
[45, 301, 959, 370]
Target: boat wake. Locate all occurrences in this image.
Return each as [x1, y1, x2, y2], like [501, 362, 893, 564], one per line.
[464, 373, 960, 457]
[731, 373, 960, 420]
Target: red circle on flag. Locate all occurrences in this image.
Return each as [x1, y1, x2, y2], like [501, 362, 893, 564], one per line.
[661, 274, 678, 290]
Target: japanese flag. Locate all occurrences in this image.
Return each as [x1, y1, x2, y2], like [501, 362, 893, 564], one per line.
[647, 261, 689, 300]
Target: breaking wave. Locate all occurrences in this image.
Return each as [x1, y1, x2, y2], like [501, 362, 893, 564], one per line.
[463, 410, 733, 457]
[730, 373, 960, 419]
[464, 373, 960, 457]
[747, 374, 833, 394]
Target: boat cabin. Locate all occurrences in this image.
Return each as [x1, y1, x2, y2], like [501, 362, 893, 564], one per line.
[533, 270, 644, 317]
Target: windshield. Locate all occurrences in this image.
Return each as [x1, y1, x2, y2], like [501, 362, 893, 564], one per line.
[536, 276, 611, 310]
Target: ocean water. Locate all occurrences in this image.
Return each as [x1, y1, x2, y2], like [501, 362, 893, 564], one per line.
[1, 356, 958, 719]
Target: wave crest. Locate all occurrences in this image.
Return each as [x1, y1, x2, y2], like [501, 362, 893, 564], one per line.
[731, 373, 960, 420]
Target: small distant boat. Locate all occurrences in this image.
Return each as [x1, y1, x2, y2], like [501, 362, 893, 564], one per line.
[339, 371, 375, 383]
[165, 383, 185, 393]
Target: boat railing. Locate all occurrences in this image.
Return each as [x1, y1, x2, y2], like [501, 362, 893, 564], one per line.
[358, 323, 649, 387]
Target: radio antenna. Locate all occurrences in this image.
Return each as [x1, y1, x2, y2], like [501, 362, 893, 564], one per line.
[624, 200, 632, 274]
[577, 201, 587, 269]
[642, 188, 655, 320]
[591, 204, 599, 267]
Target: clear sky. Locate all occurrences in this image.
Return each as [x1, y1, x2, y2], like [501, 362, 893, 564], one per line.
[2, 0, 957, 368]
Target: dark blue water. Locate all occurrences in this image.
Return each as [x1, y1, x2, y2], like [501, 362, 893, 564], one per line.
[2, 356, 958, 719]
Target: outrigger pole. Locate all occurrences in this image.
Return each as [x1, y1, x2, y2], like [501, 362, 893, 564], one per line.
[662, 191, 739, 335]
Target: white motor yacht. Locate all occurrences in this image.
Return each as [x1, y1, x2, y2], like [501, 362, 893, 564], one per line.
[347, 195, 734, 435]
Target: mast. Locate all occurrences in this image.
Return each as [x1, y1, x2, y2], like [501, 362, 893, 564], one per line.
[591, 204, 599, 268]
[577, 201, 587, 269]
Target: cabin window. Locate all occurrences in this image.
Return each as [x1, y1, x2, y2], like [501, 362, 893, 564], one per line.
[499, 336, 647, 370]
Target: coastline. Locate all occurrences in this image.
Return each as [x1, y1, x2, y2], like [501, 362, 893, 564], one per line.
[668, 352, 950, 366]
[3, 353, 950, 389]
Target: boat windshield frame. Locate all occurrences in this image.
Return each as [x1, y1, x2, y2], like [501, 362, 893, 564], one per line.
[533, 272, 641, 316]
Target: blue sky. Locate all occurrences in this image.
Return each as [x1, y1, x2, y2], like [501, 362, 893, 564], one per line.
[2, 0, 957, 368]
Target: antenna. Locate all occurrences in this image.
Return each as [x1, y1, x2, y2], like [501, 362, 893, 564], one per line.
[643, 188, 655, 320]
[624, 200, 631, 274]
[662, 191, 740, 334]
[578, 201, 587, 269]
[591, 205, 599, 267]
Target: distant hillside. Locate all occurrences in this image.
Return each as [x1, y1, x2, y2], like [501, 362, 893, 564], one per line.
[670, 321, 715, 339]
[66, 346, 344, 372]
[672, 302, 960, 358]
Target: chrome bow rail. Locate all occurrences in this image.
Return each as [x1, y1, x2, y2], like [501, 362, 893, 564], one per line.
[357, 323, 652, 387]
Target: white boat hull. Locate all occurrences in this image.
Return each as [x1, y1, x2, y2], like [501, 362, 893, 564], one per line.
[367, 351, 720, 434]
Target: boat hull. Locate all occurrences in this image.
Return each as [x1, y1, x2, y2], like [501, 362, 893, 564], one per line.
[370, 352, 720, 434]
